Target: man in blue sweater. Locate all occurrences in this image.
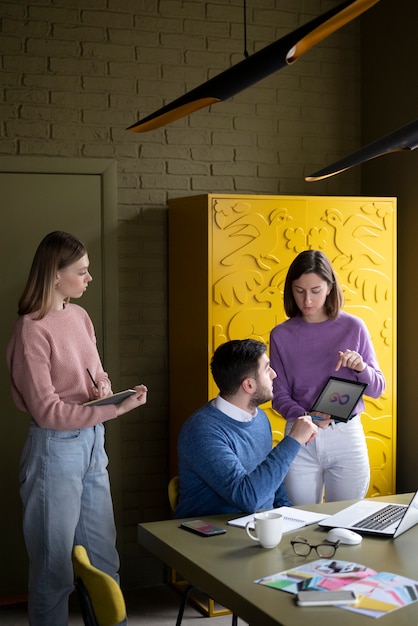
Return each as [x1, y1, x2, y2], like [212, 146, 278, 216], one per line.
[175, 339, 318, 518]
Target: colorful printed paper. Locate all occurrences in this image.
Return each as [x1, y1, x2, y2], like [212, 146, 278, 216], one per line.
[255, 559, 418, 618]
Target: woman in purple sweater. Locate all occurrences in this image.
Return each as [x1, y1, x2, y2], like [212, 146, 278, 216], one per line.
[270, 250, 385, 506]
[7, 231, 148, 626]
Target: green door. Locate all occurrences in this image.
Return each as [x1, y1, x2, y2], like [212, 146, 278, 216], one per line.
[0, 157, 119, 598]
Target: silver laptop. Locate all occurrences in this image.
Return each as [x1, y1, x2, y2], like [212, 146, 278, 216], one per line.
[310, 376, 368, 422]
[318, 491, 418, 538]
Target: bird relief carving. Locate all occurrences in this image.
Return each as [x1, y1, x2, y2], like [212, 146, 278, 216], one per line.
[210, 197, 393, 351]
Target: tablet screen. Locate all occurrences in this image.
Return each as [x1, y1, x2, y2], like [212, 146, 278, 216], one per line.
[310, 377, 368, 421]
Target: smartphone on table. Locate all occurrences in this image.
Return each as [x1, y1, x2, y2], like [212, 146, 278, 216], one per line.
[296, 590, 357, 606]
[180, 520, 226, 537]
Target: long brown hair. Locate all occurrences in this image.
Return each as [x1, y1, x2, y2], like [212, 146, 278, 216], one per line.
[18, 231, 87, 319]
[283, 250, 343, 320]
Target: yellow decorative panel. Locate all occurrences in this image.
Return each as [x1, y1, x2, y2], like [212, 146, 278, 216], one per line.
[169, 194, 396, 496]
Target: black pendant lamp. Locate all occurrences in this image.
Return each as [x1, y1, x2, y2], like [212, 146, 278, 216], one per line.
[306, 119, 418, 181]
[127, 0, 380, 133]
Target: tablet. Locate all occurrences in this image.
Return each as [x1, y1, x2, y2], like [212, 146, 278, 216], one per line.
[83, 389, 136, 406]
[310, 376, 368, 422]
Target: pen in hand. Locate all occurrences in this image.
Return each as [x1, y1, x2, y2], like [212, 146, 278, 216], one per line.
[303, 412, 310, 446]
[304, 411, 326, 421]
[86, 368, 99, 390]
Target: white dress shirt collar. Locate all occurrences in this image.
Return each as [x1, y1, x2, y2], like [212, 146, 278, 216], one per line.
[214, 394, 256, 422]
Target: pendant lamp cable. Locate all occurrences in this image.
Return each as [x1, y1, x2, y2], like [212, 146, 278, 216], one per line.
[243, 0, 249, 58]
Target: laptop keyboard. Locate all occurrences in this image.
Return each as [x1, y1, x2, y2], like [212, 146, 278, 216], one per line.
[353, 504, 406, 530]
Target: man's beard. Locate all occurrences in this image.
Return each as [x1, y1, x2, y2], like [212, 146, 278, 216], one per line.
[249, 385, 273, 410]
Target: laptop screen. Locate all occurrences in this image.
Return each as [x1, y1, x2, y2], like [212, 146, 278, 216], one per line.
[310, 376, 368, 422]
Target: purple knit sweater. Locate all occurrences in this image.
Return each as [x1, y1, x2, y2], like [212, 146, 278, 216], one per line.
[270, 311, 385, 420]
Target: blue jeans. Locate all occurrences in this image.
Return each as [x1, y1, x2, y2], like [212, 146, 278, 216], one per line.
[19, 421, 126, 626]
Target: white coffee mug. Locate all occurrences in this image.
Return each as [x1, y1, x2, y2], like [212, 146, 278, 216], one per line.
[245, 511, 283, 548]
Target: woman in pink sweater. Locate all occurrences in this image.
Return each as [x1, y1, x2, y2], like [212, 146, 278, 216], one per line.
[7, 231, 147, 626]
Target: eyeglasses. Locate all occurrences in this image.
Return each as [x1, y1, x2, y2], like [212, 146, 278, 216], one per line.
[290, 536, 340, 558]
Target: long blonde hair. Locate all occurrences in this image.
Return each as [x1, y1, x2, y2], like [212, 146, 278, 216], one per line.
[18, 231, 87, 319]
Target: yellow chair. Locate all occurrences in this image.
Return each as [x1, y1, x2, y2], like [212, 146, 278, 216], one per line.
[168, 477, 237, 625]
[168, 475, 180, 513]
[72, 545, 127, 626]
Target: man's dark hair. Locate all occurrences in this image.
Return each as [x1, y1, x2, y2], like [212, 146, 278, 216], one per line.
[210, 339, 266, 396]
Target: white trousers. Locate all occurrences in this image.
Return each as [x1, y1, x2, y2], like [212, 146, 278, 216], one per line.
[284, 416, 370, 505]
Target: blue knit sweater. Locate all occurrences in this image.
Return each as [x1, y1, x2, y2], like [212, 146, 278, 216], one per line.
[175, 401, 300, 518]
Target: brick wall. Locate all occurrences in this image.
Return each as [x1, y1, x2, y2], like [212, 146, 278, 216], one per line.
[0, 0, 362, 587]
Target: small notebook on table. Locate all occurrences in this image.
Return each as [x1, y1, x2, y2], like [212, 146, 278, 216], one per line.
[228, 506, 329, 532]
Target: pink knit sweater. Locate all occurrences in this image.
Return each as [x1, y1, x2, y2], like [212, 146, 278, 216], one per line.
[7, 303, 117, 430]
